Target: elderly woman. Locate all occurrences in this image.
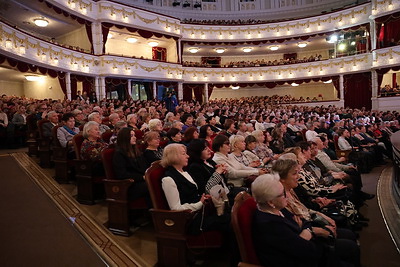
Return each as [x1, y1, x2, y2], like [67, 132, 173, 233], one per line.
[163, 112, 175, 129]
[252, 175, 318, 267]
[80, 121, 108, 161]
[272, 158, 361, 267]
[187, 139, 228, 195]
[212, 134, 265, 187]
[148, 118, 166, 137]
[228, 135, 262, 168]
[252, 130, 278, 165]
[113, 128, 150, 203]
[57, 112, 80, 150]
[161, 143, 229, 234]
[126, 113, 139, 130]
[143, 131, 163, 168]
[167, 127, 182, 144]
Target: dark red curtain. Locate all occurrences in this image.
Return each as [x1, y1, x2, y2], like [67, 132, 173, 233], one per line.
[71, 79, 78, 99]
[57, 74, 67, 96]
[85, 24, 93, 53]
[152, 47, 167, 61]
[208, 85, 213, 100]
[343, 72, 372, 109]
[331, 76, 340, 99]
[182, 84, 193, 102]
[376, 12, 400, 48]
[101, 23, 111, 54]
[193, 86, 204, 104]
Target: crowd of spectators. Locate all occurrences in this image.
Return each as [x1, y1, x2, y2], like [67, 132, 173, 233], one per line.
[182, 18, 294, 25]
[182, 54, 323, 68]
[0, 93, 398, 266]
[379, 84, 400, 97]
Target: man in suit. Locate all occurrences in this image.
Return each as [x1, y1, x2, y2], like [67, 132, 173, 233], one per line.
[42, 111, 59, 139]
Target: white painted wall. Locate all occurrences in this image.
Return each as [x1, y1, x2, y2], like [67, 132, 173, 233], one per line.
[57, 26, 92, 52]
[23, 77, 65, 100]
[210, 82, 337, 100]
[0, 80, 24, 96]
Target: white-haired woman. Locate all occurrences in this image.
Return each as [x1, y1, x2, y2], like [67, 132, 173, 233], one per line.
[252, 130, 278, 165]
[252, 174, 318, 267]
[148, 118, 167, 137]
[228, 135, 262, 168]
[127, 113, 139, 130]
[163, 112, 175, 128]
[80, 121, 108, 161]
[161, 144, 229, 234]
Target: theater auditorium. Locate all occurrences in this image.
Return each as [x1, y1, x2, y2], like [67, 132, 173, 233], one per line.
[0, 0, 399, 266]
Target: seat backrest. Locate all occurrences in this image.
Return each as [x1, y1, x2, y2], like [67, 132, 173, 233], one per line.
[101, 147, 116, 180]
[134, 129, 144, 140]
[101, 130, 113, 143]
[301, 129, 307, 141]
[333, 135, 340, 150]
[52, 125, 62, 147]
[72, 134, 85, 160]
[37, 119, 49, 139]
[145, 160, 168, 210]
[159, 137, 170, 148]
[231, 192, 260, 265]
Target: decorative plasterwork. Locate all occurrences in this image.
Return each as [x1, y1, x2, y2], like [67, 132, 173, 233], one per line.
[182, 55, 371, 83]
[371, 0, 400, 18]
[373, 45, 400, 69]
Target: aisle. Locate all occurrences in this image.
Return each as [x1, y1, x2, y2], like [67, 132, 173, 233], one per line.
[0, 154, 106, 267]
[359, 164, 400, 267]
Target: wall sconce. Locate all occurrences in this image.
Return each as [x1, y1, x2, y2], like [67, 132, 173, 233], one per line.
[19, 44, 25, 54]
[41, 53, 46, 60]
[5, 38, 12, 49]
[53, 57, 59, 64]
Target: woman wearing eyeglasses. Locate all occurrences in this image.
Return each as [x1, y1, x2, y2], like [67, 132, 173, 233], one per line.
[252, 174, 318, 267]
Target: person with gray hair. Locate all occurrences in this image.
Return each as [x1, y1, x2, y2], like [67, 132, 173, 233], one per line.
[88, 112, 110, 134]
[109, 121, 128, 144]
[251, 174, 318, 267]
[42, 110, 59, 138]
[80, 121, 108, 161]
[108, 113, 120, 129]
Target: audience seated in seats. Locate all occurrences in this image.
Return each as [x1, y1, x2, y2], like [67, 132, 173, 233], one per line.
[109, 121, 127, 145]
[143, 131, 163, 168]
[182, 126, 199, 146]
[206, 116, 223, 133]
[236, 121, 249, 138]
[113, 128, 151, 204]
[148, 118, 167, 137]
[72, 109, 86, 128]
[88, 112, 110, 134]
[57, 112, 80, 153]
[80, 121, 108, 176]
[126, 113, 139, 130]
[166, 127, 183, 144]
[252, 130, 277, 165]
[271, 159, 361, 267]
[42, 111, 59, 139]
[181, 113, 194, 133]
[212, 134, 265, 187]
[223, 119, 236, 137]
[160, 143, 230, 234]
[229, 135, 262, 168]
[163, 112, 175, 129]
[199, 125, 215, 150]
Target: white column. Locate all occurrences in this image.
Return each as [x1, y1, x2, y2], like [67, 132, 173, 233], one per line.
[371, 70, 379, 110]
[94, 76, 100, 102]
[204, 83, 209, 103]
[370, 20, 377, 51]
[177, 40, 182, 63]
[339, 74, 344, 104]
[92, 22, 103, 55]
[178, 82, 183, 101]
[153, 81, 157, 100]
[66, 72, 71, 101]
[127, 79, 132, 98]
[100, 77, 106, 100]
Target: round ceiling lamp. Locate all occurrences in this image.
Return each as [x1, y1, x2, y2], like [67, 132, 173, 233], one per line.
[269, 45, 279, 51]
[231, 85, 240, 90]
[25, 75, 45, 81]
[188, 47, 199, 53]
[215, 48, 226, 54]
[107, 33, 113, 39]
[242, 47, 252, 53]
[34, 18, 49, 27]
[338, 43, 347, 51]
[148, 41, 159, 47]
[291, 82, 299, 87]
[323, 79, 333, 84]
[297, 42, 307, 48]
[126, 37, 138, 43]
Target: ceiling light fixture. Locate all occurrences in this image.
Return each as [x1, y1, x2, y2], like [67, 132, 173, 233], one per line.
[291, 82, 299, 87]
[34, 18, 49, 27]
[327, 35, 338, 43]
[323, 79, 332, 84]
[188, 47, 199, 53]
[215, 48, 225, 54]
[107, 33, 113, 39]
[148, 41, 159, 47]
[231, 85, 240, 90]
[338, 43, 347, 51]
[126, 37, 138, 43]
[269, 45, 279, 51]
[242, 47, 252, 53]
[297, 42, 307, 48]
[25, 75, 44, 82]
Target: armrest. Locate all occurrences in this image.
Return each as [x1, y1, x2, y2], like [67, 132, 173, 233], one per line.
[38, 138, 51, 149]
[104, 179, 134, 202]
[52, 146, 69, 161]
[150, 208, 195, 238]
[336, 150, 351, 160]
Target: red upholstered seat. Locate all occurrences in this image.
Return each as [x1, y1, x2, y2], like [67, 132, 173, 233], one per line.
[101, 130, 113, 143]
[102, 147, 116, 180]
[73, 134, 85, 159]
[145, 161, 223, 266]
[232, 192, 260, 265]
[134, 129, 144, 140]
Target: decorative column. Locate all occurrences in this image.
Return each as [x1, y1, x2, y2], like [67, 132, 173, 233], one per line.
[99, 77, 106, 100]
[371, 70, 379, 110]
[339, 74, 344, 107]
[94, 76, 100, 102]
[92, 22, 103, 55]
[153, 81, 157, 100]
[204, 83, 209, 103]
[177, 39, 182, 63]
[370, 20, 377, 61]
[66, 72, 71, 101]
[127, 79, 132, 98]
[178, 82, 183, 101]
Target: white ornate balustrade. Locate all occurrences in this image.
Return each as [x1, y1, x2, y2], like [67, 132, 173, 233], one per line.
[182, 54, 372, 83]
[373, 45, 400, 69]
[46, 0, 400, 42]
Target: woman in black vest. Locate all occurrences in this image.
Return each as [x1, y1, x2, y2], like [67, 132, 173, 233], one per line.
[160, 143, 230, 234]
